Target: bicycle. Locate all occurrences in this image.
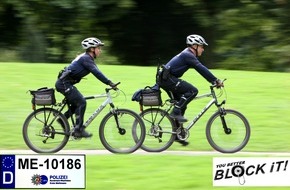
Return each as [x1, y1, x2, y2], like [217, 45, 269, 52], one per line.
[133, 80, 250, 153]
[22, 82, 146, 154]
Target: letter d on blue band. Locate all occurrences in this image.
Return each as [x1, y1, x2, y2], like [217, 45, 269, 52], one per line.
[1, 155, 15, 189]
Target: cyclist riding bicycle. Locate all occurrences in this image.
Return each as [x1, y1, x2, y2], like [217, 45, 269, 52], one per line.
[157, 34, 223, 123]
[55, 37, 117, 138]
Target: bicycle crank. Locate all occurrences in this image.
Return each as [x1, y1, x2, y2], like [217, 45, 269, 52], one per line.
[176, 127, 190, 141]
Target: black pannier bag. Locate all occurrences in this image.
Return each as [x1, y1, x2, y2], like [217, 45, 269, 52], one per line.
[140, 86, 162, 106]
[30, 87, 56, 106]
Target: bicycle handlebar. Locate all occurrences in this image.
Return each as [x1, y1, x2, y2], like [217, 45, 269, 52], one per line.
[210, 78, 227, 89]
[105, 82, 121, 92]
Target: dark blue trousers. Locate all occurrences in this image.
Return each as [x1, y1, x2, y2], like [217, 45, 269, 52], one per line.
[55, 79, 86, 129]
[158, 76, 198, 115]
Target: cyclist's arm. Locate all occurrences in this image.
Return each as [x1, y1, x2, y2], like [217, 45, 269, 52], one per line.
[83, 60, 111, 85]
[194, 63, 217, 84]
[185, 54, 217, 84]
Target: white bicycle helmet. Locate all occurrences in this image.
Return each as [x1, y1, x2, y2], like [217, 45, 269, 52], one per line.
[81, 37, 104, 49]
[186, 34, 208, 46]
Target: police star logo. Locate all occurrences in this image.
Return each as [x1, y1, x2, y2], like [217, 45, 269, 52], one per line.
[31, 174, 42, 185]
[2, 156, 14, 169]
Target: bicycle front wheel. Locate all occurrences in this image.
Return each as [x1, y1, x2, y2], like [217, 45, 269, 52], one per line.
[206, 109, 250, 153]
[99, 109, 145, 154]
[138, 108, 176, 152]
[22, 108, 70, 153]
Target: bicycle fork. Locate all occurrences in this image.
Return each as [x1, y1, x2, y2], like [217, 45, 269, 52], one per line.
[219, 108, 232, 134]
[110, 104, 126, 135]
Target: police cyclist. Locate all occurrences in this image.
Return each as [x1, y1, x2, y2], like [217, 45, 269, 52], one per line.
[158, 34, 223, 123]
[55, 37, 117, 138]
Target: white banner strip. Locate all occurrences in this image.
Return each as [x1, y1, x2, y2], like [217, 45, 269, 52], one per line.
[213, 157, 290, 186]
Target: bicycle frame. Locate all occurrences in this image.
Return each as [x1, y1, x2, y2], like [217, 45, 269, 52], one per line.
[185, 86, 226, 131]
[82, 90, 115, 128]
[161, 86, 225, 133]
[50, 88, 117, 131]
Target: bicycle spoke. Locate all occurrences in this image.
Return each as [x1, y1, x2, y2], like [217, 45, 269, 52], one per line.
[140, 108, 175, 152]
[23, 108, 70, 153]
[206, 109, 250, 153]
[99, 109, 145, 154]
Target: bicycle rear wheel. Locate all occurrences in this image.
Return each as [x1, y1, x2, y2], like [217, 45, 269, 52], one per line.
[22, 107, 70, 153]
[138, 108, 176, 152]
[99, 109, 145, 154]
[206, 109, 250, 153]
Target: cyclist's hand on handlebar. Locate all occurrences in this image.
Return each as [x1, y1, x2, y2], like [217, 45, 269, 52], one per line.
[215, 79, 224, 88]
[109, 81, 118, 90]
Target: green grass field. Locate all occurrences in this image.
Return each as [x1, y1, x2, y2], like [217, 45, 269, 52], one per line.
[0, 62, 290, 189]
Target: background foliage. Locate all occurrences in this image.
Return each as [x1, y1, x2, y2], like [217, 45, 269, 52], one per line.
[0, 0, 289, 71]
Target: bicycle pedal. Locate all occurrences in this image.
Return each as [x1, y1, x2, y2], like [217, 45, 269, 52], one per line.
[72, 130, 93, 139]
[175, 140, 190, 146]
[71, 136, 82, 140]
[70, 131, 81, 140]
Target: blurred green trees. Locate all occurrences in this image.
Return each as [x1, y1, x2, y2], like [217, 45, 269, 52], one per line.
[0, 0, 289, 71]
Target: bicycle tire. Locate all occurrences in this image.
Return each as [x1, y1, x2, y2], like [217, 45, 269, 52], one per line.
[22, 107, 70, 153]
[137, 108, 176, 152]
[206, 109, 250, 153]
[99, 108, 145, 154]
